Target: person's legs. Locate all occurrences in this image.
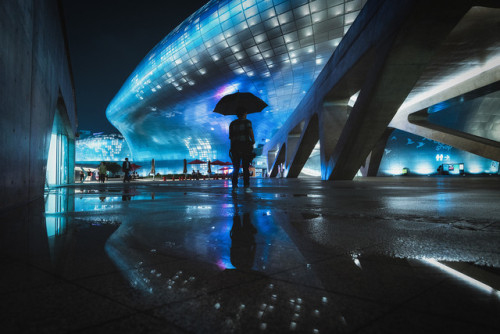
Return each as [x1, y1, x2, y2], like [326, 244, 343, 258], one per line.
[242, 152, 251, 188]
[231, 151, 241, 188]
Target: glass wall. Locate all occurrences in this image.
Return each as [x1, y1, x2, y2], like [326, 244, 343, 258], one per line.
[46, 104, 75, 186]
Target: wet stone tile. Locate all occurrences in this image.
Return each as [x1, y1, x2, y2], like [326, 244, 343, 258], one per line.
[0, 281, 133, 333]
[149, 278, 390, 333]
[269, 254, 448, 305]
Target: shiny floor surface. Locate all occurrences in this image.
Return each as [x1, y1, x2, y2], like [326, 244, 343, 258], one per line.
[1, 177, 500, 333]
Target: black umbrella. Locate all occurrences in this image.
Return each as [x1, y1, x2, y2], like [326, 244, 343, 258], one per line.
[213, 92, 267, 116]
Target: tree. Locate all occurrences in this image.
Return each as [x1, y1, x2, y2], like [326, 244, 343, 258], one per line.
[104, 162, 121, 175]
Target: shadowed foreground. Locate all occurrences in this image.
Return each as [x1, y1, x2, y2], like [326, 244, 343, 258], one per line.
[1, 177, 499, 333]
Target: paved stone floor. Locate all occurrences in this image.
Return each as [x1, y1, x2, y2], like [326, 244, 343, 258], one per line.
[1, 177, 499, 333]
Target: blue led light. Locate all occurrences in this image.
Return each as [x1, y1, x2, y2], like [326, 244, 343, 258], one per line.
[106, 0, 367, 164]
[76, 132, 131, 162]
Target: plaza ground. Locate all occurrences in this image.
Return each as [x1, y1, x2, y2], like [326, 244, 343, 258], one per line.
[1, 177, 499, 333]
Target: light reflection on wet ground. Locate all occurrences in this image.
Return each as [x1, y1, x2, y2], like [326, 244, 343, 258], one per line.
[2, 177, 500, 332]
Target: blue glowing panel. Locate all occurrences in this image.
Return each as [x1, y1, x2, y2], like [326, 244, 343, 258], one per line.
[379, 129, 499, 176]
[76, 133, 131, 162]
[106, 0, 366, 163]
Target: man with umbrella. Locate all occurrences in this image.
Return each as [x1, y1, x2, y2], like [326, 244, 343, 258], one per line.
[214, 91, 266, 193]
[229, 107, 255, 193]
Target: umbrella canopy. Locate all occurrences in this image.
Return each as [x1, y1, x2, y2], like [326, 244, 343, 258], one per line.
[213, 92, 267, 116]
[210, 159, 226, 165]
[130, 163, 141, 171]
[222, 161, 233, 166]
[188, 159, 207, 164]
[183, 159, 187, 174]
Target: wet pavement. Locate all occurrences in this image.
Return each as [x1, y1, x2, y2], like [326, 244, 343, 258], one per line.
[1, 177, 499, 333]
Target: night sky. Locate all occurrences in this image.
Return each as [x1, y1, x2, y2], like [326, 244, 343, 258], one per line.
[62, 0, 210, 133]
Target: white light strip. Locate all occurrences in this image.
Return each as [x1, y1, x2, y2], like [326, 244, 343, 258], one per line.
[422, 258, 500, 297]
[402, 55, 500, 110]
[348, 91, 360, 107]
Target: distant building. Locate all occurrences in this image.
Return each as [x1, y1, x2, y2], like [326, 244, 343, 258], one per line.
[76, 132, 131, 162]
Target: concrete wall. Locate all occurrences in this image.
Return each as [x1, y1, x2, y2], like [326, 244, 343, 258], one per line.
[0, 0, 76, 211]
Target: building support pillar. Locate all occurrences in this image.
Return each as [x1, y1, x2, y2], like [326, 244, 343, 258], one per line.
[359, 128, 394, 177]
[325, 0, 471, 180]
[286, 114, 319, 178]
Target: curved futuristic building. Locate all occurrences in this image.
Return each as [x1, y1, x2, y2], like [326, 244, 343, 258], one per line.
[76, 132, 131, 163]
[106, 0, 367, 163]
[108, 0, 500, 179]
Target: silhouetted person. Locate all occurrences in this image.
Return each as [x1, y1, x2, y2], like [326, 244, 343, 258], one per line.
[122, 158, 131, 182]
[230, 212, 257, 270]
[229, 107, 255, 193]
[79, 170, 84, 183]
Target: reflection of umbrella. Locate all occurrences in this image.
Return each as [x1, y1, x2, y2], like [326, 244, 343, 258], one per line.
[130, 163, 141, 171]
[188, 159, 207, 164]
[183, 159, 187, 174]
[208, 160, 212, 174]
[213, 92, 267, 116]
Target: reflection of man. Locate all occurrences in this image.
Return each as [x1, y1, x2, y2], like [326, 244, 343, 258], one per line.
[229, 107, 255, 193]
[122, 158, 131, 183]
[230, 213, 257, 270]
[122, 186, 132, 201]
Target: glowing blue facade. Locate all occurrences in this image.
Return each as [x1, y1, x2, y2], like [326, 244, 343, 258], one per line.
[106, 0, 366, 163]
[76, 132, 131, 162]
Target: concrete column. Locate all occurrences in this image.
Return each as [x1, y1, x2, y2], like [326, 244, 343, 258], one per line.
[326, 0, 472, 180]
[359, 128, 394, 177]
[286, 114, 319, 178]
[319, 100, 350, 180]
[268, 143, 286, 178]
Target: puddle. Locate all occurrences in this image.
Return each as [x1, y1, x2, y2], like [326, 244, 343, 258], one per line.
[301, 212, 321, 220]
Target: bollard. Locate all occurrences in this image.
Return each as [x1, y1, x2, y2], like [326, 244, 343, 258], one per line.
[163, 176, 166, 181]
